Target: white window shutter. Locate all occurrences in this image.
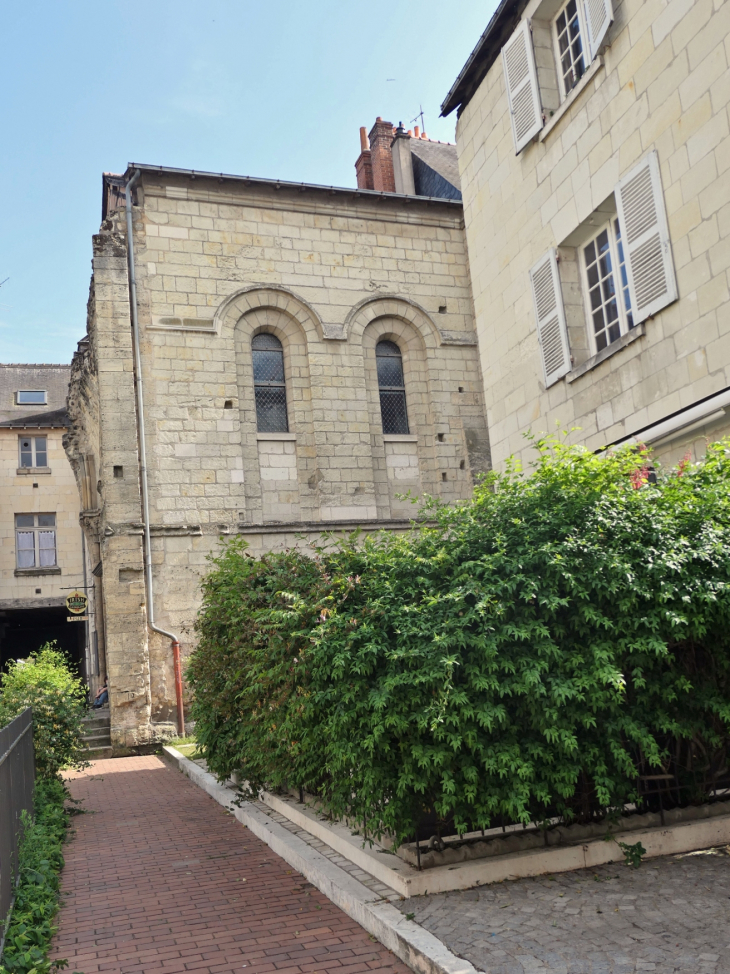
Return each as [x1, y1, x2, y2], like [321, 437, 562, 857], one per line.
[583, 0, 613, 60]
[529, 249, 571, 386]
[502, 20, 543, 154]
[615, 150, 677, 325]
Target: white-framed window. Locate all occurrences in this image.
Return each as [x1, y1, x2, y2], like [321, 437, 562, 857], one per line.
[19, 435, 47, 468]
[501, 0, 613, 151]
[529, 150, 677, 386]
[553, 0, 587, 98]
[15, 514, 57, 569]
[16, 390, 47, 405]
[581, 218, 634, 353]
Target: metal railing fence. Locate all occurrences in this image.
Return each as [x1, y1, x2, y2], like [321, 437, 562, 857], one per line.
[0, 709, 35, 939]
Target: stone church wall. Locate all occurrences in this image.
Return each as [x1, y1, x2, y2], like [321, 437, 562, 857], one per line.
[67, 169, 490, 746]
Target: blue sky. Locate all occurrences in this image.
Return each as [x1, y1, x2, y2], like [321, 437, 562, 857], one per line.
[0, 0, 497, 364]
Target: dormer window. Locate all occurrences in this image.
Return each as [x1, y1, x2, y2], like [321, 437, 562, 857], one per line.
[17, 390, 47, 405]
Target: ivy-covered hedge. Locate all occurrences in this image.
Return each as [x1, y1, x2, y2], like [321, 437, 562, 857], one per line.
[188, 438, 730, 845]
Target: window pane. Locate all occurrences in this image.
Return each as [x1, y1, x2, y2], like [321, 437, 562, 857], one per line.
[38, 532, 56, 566]
[17, 532, 35, 568]
[376, 355, 406, 389]
[380, 391, 410, 435]
[37, 514, 56, 527]
[252, 349, 285, 383]
[34, 437, 47, 467]
[254, 387, 288, 433]
[20, 436, 33, 467]
[17, 391, 45, 404]
[15, 514, 34, 528]
[614, 218, 634, 329]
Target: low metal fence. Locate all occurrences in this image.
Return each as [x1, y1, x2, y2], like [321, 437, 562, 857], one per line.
[0, 709, 35, 943]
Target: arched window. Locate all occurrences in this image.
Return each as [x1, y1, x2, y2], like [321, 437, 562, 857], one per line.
[376, 340, 409, 435]
[252, 333, 289, 433]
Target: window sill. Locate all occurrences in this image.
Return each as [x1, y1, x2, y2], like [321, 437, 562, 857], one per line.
[566, 323, 645, 383]
[382, 434, 418, 443]
[540, 56, 604, 143]
[14, 567, 61, 576]
[16, 467, 51, 475]
[256, 432, 297, 441]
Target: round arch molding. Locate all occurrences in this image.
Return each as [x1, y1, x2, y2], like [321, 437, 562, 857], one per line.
[344, 295, 440, 348]
[214, 285, 325, 345]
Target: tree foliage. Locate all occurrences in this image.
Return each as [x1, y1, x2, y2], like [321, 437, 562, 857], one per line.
[0, 645, 87, 778]
[188, 438, 730, 844]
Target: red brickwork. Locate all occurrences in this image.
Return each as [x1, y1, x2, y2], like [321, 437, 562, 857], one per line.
[367, 118, 396, 193]
[355, 151, 374, 190]
[53, 756, 411, 974]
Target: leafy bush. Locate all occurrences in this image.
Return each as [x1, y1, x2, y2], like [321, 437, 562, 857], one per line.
[0, 645, 87, 778]
[0, 778, 71, 974]
[189, 437, 730, 845]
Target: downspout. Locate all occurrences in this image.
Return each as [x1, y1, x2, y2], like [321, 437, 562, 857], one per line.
[124, 169, 185, 736]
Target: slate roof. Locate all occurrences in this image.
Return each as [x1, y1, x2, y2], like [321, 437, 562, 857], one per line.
[409, 140, 462, 198]
[0, 364, 71, 424]
[0, 406, 69, 429]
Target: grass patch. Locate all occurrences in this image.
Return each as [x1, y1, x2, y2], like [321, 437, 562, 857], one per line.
[168, 736, 200, 758]
[0, 777, 77, 974]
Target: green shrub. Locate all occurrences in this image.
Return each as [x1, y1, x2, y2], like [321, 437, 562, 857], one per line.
[0, 645, 87, 778]
[0, 778, 71, 974]
[189, 437, 730, 845]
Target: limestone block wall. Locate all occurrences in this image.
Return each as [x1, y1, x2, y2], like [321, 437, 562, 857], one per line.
[455, 0, 730, 469]
[68, 169, 491, 745]
[0, 428, 84, 603]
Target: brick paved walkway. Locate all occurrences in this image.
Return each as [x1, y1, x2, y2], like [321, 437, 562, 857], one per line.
[53, 756, 411, 974]
[398, 850, 730, 973]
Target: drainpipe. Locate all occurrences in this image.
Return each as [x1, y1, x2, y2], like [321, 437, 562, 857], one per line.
[125, 169, 185, 736]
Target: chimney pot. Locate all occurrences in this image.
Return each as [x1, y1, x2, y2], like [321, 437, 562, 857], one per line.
[414, 126, 420, 138]
[359, 126, 369, 152]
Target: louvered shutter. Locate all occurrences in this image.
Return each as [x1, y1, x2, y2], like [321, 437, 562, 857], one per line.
[615, 150, 677, 325]
[502, 20, 543, 154]
[529, 249, 571, 386]
[582, 0, 613, 60]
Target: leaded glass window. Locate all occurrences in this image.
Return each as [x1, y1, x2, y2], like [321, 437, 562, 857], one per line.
[376, 340, 409, 435]
[252, 333, 289, 433]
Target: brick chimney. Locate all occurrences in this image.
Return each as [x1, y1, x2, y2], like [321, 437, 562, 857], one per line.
[368, 117, 396, 193]
[355, 126, 374, 190]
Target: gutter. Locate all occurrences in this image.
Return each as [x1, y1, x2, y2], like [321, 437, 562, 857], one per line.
[602, 387, 730, 453]
[125, 162, 463, 209]
[124, 169, 186, 736]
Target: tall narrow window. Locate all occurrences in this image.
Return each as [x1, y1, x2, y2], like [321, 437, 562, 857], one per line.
[19, 436, 47, 468]
[582, 219, 634, 353]
[554, 0, 586, 97]
[15, 514, 57, 569]
[252, 333, 288, 433]
[376, 340, 409, 435]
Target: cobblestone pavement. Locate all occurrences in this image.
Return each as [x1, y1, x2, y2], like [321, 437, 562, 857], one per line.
[54, 756, 411, 974]
[397, 849, 730, 973]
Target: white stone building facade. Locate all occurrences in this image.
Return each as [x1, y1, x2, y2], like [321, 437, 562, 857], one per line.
[442, 0, 730, 468]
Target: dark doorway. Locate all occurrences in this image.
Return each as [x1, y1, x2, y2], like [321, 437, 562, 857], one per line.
[0, 606, 85, 678]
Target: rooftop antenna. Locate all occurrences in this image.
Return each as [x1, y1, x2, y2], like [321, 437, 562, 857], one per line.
[410, 106, 425, 133]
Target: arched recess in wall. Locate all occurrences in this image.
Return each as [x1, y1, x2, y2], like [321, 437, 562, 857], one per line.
[349, 298, 439, 516]
[217, 288, 318, 525]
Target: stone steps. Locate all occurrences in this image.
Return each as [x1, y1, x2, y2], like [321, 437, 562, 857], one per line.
[81, 708, 111, 759]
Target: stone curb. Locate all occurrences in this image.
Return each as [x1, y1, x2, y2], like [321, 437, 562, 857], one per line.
[160, 745, 482, 974]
